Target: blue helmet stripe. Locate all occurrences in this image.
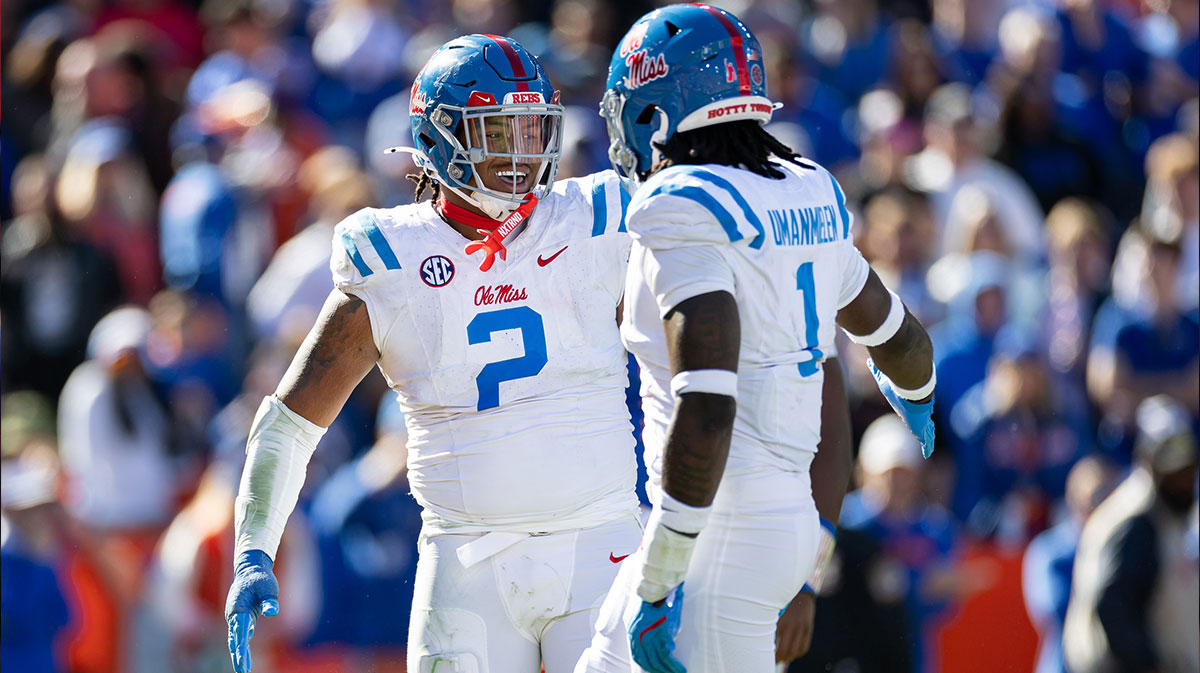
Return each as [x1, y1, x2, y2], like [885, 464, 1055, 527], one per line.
[646, 183, 743, 243]
[673, 167, 765, 248]
[359, 213, 402, 270]
[337, 227, 373, 277]
[591, 177, 608, 237]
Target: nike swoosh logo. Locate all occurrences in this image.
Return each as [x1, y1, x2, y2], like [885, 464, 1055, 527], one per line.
[610, 552, 630, 563]
[537, 246, 568, 267]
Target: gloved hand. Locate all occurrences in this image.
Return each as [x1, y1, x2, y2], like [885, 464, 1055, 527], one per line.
[225, 550, 280, 673]
[629, 584, 686, 673]
[868, 359, 936, 458]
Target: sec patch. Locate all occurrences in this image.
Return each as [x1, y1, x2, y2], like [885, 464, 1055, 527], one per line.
[421, 255, 455, 287]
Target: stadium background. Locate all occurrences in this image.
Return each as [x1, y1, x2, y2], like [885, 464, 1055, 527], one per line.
[0, 0, 1196, 671]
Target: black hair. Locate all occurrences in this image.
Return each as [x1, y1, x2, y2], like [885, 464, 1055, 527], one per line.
[650, 120, 807, 179]
[407, 171, 441, 201]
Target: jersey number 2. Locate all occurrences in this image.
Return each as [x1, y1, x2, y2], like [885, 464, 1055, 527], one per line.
[796, 262, 824, 377]
[467, 306, 548, 410]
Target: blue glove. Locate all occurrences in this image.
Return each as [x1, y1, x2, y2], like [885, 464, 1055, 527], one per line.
[629, 584, 686, 673]
[225, 550, 280, 673]
[868, 359, 936, 458]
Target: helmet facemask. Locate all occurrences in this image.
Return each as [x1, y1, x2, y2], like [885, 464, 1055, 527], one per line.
[600, 88, 670, 190]
[429, 101, 564, 219]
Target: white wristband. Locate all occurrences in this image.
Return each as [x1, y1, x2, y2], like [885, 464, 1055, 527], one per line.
[891, 367, 937, 400]
[670, 369, 738, 398]
[636, 492, 712, 603]
[846, 289, 904, 347]
[233, 395, 325, 560]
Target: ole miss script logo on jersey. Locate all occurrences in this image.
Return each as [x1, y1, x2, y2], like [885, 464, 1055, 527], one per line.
[420, 255, 455, 287]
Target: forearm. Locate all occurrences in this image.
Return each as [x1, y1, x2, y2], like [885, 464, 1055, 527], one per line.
[637, 390, 735, 603]
[235, 290, 378, 558]
[837, 271, 934, 396]
[865, 310, 934, 396]
[660, 290, 741, 507]
[810, 357, 852, 524]
[234, 396, 325, 559]
[638, 290, 740, 602]
[661, 392, 736, 507]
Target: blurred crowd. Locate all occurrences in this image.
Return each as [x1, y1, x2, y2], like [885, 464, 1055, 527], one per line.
[0, 0, 1196, 672]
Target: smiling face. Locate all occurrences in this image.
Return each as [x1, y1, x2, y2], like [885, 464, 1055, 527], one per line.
[465, 113, 552, 195]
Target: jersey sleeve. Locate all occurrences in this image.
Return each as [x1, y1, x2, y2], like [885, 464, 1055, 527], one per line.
[638, 244, 735, 318]
[625, 165, 767, 250]
[329, 208, 403, 341]
[587, 170, 631, 237]
[836, 241, 871, 309]
[330, 209, 402, 289]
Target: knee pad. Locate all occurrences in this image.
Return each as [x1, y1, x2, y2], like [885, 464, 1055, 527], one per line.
[411, 608, 487, 672]
[418, 653, 480, 673]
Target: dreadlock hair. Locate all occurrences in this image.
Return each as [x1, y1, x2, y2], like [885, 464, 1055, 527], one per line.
[407, 171, 441, 201]
[650, 120, 805, 179]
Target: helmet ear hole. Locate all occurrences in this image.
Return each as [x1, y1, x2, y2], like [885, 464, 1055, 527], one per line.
[665, 21, 680, 37]
[636, 105, 657, 124]
[419, 133, 436, 149]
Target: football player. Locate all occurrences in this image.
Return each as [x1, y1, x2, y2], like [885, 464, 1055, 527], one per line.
[577, 5, 937, 673]
[224, 35, 644, 673]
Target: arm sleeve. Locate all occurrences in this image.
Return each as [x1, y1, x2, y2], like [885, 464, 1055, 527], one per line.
[1095, 515, 1160, 671]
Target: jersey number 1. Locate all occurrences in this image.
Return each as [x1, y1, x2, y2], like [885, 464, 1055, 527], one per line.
[467, 306, 548, 410]
[796, 262, 824, 377]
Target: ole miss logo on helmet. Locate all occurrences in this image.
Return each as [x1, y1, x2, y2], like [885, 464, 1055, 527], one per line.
[619, 21, 650, 57]
[421, 255, 455, 287]
[625, 49, 669, 89]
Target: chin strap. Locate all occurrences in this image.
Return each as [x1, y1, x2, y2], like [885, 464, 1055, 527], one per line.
[437, 199, 506, 231]
[463, 193, 539, 272]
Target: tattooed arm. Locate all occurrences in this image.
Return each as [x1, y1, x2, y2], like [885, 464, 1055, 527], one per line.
[226, 289, 380, 673]
[631, 290, 739, 612]
[276, 289, 381, 426]
[659, 291, 741, 507]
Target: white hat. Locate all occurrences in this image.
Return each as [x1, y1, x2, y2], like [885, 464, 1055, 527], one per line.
[87, 306, 152, 367]
[859, 415, 923, 475]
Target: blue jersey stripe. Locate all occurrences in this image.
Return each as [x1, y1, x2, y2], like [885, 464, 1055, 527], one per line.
[673, 167, 765, 249]
[828, 172, 851, 239]
[618, 182, 630, 233]
[591, 178, 608, 237]
[619, 182, 628, 232]
[337, 228, 374, 277]
[359, 213, 401, 270]
[647, 183, 743, 243]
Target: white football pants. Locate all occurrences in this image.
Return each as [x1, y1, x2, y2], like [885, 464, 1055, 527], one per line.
[407, 515, 642, 673]
[576, 467, 819, 673]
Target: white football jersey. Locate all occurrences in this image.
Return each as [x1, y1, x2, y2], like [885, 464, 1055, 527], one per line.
[331, 171, 638, 534]
[621, 160, 870, 497]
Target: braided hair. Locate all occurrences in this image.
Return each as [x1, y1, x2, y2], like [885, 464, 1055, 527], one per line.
[407, 171, 441, 201]
[650, 120, 805, 179]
